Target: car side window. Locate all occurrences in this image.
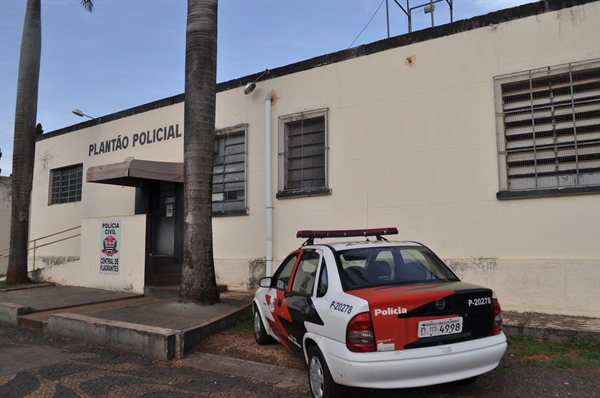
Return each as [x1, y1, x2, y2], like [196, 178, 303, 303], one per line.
[291, 251, 320, 295]
[316, 258, 328, 298]
[273, 253, 299, 290]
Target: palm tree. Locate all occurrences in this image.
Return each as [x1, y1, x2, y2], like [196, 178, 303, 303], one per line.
[179, 0, 220, 305]
[7, 0, 94, 285]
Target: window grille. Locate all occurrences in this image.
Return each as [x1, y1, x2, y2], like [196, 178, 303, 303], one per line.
[50, 164, 82, 204]
[278, 109, 330, 198]
[212, 125, 247, 215]
[494, 59, 600, 195]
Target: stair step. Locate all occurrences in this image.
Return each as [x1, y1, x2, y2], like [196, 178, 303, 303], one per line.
[154, 263, 182, 275]
[153, 273, 182, 286]
[144, 284, 229, 299]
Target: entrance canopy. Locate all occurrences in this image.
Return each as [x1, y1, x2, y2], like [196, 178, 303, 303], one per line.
[86, 159, 183, 187]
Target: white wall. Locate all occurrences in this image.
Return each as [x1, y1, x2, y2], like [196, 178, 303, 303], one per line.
[0, 177, 10, 275]
[29, 1, 600, 317]
[213, 1, 600, 316]
[34, 215, 147, 293]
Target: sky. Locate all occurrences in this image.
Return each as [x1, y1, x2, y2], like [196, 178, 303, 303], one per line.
[0, 0, 534, 176]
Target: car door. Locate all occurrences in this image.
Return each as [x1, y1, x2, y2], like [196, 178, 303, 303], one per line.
[260, 251, 299, 350]
[282, 250, 325, 354]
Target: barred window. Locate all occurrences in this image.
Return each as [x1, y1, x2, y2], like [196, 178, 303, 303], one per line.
[212, 125, 247, 215]
[494, 59, 600, 199]
[277, 108, 330, 198]
[50, 164, 82, 204]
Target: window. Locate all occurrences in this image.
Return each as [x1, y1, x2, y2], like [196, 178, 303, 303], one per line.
[50, 164, 82, 204]
[291, 251, 320, 295]
[272, 253, 299, 290]
[494, 59, 600, 199]
[277, 109, 330, 198]
[316, 259, 328, 298]
[212, 124, 247, 215]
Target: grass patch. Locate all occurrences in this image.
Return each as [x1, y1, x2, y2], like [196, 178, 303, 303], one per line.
[222, 310, 254, 335]
[506, 335, 600, 369]
[0, 280, 8, 290]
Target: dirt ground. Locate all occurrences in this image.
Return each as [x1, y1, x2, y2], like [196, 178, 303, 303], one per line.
[192, 330, 307, 370]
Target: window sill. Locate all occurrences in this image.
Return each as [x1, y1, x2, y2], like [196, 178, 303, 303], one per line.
[497, 186, 600, 200]
[212, 209, 248, 217]
[276, 187, 332, 199]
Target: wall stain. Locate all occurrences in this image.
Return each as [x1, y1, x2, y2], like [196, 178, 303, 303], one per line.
[248, 257, 266, 290]
[445, 257, 498, 274]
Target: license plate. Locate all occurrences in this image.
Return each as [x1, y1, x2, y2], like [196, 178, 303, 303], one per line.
[418, 317, 463, 338]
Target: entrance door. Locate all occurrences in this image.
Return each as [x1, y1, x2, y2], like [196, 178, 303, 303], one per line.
[156, 182, 176, 255]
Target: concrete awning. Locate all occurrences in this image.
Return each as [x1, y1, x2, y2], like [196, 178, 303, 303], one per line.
[86, 159, 183, 187]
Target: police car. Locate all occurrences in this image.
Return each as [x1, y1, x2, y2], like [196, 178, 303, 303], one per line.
[252, 228, 507, 398]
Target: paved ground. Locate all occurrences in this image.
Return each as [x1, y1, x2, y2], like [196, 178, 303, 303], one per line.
[1, 284, 599, 397]
[2, 323, 599, 398]
[0, 324, 310, 398]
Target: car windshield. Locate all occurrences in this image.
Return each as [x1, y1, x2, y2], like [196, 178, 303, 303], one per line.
[335, 246, 459, 291]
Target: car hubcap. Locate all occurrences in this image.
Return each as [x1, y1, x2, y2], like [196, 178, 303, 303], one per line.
[253, 312, 261, 340]
[309, 356, 325, 398]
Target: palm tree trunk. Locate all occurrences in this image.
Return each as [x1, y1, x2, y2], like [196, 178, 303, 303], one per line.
[7, 0, 42, 284]
[180, 0, 220, 305]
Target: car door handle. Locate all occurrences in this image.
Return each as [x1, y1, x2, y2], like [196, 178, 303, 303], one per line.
[277, 299, 282, 307]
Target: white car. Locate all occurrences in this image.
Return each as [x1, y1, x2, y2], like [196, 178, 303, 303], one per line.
[253, 228, 507, 398]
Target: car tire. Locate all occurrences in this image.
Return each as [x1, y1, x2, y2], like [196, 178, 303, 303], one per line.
[308, 346, 343, 398]
[453, 375, 479, 386]
[253, 307, 272, 345]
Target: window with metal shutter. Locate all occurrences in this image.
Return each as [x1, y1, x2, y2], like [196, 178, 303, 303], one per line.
[494, 59, 600, 195]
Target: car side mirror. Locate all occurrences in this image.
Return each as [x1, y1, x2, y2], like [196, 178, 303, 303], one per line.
[259, 277, 272, 288]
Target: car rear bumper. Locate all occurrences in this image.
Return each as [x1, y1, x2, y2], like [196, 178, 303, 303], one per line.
[323, 333, 507, 389]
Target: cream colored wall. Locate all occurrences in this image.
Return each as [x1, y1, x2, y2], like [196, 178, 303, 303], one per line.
[34, 215, 146, 293]
[29, 2, 600, 316]
[30, 104, 184, 268]
[0, 177, 11, 275]
[214, 2, 600, 316]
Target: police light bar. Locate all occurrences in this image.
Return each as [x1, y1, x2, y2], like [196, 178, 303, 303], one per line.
[297, 227, 398, 240]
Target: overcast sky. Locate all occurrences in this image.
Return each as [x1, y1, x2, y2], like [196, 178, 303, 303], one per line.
[0, 0, 533, 176]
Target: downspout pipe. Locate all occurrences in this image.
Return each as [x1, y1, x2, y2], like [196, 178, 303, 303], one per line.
[265, 93, 274, 276]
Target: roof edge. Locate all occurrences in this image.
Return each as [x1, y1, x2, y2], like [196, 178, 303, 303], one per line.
[40, 0, 597, 141]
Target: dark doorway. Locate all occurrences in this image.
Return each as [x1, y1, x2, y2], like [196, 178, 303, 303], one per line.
[136, 181, 183, 286]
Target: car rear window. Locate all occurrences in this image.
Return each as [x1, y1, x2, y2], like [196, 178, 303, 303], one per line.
[335, 246, 459, 290]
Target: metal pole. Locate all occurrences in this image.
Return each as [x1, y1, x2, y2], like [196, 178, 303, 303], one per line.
[386, 0, 390, 38]
[430, 0, 434, 28]
[265, 93, 274, 277]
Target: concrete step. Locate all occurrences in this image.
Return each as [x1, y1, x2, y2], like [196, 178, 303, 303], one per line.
[144, 284, 229, 299]
[153, 273, 182, 286]
[18, 296, 162, 332]
[154, 263, 182, 275]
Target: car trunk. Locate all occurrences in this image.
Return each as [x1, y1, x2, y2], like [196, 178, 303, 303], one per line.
[348, 281, 495, 351]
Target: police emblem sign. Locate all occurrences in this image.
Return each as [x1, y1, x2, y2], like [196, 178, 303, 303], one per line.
[100, 221, 120, 274]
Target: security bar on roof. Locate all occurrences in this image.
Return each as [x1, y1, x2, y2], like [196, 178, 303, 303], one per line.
[296, 227, 398, 239]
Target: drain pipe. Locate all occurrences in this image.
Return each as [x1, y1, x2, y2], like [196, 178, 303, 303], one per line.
[265, 93, 274, 276]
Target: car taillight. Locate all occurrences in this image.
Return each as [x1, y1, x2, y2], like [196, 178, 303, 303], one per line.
[492, 298, 503, 335]
[346, 312, 376, 352]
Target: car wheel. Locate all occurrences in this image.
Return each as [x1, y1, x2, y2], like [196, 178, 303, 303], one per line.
[253, 307, 272, 345]
[453, 375, 479, 386]
[308, 346, 343, 398]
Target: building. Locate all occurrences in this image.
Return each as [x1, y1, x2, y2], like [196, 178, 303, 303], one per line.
[28, 0, 600, 317]
[0, 176, 11, 275]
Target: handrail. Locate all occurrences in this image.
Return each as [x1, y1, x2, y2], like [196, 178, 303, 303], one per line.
[0, 226, 81, 271]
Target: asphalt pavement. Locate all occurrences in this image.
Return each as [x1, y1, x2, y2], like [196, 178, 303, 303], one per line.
[1, 283, 599, 397]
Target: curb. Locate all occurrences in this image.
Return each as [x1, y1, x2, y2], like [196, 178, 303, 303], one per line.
[47, 313, 185, 361]
[0, 303, 32, 326]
